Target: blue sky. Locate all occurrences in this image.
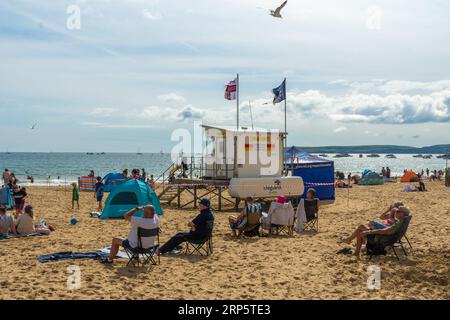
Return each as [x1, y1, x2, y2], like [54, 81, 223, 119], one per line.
[1, 0, 449, 152]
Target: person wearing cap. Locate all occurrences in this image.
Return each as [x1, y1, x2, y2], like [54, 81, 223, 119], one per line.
[345, 206, 410, 259]
[157, 198, 214, 255]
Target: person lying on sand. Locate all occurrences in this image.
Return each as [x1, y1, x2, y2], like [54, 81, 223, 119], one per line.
[156, 198, 214, 255]
[0, 205, 17, 237]
[340, 206, 409, 258]
[101, 205, 159, 264]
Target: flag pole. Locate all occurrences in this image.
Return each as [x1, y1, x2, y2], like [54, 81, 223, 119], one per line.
[236, 73, 239, 130]
[284, 77, 287, 154]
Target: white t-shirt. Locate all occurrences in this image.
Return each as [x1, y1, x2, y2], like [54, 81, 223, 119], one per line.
[127, 215, 159, 248]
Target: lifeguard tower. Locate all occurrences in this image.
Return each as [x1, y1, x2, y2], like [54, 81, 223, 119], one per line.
[156, 124, 304, 211]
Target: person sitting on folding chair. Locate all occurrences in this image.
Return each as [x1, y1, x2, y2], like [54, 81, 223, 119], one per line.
[295, 188, 320, 233]
[262, 195, 295, 236]
[228, 197, 261, 238]
[156, 198, 214, 255]
[101, 205, 159, 264]
[340, 206, 409, 259]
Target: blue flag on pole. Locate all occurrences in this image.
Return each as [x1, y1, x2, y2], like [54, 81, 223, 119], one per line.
[272, 79, 286, 104]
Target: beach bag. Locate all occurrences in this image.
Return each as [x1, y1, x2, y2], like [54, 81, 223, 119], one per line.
[366, 236, 386, 256]
[243, 228, 260, 237]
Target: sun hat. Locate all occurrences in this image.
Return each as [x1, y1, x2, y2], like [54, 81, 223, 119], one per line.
[276, 195, 286, 204]
[397, 206, 410, 216]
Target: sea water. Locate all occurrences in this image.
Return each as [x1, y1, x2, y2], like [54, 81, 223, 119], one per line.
[0, 152, 448, 186]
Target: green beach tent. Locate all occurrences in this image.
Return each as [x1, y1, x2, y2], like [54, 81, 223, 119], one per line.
[359, 170, 384, 185]
[100, 179, 163, 219]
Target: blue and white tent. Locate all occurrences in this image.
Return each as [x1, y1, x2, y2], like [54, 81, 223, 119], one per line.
[101, 172, 127, 192]
[100, 179, 163, 219]
[284, 147, 335, 202]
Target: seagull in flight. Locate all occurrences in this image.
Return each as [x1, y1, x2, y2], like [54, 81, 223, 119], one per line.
[270, 0, 288, 18]
[30, 122, 38, 130]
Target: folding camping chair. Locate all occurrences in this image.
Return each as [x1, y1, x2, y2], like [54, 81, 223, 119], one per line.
[269, 223, 294, 236]
[368, 215, 412, 261]
[303, 211, 319, 232]
[124, 227, 160, 267]
[238, 206, 262, 237]
[185, 220, 214, 256]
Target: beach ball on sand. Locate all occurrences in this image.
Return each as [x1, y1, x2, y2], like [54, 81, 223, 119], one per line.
[70, 218, 78, 225]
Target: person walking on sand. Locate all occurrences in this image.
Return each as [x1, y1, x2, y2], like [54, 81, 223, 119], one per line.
[71, 182, 79, 210]
[2, 168, 10, 186]
[94, 176, 104, 212]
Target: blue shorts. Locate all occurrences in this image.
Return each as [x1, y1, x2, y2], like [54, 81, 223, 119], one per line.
[371, 221, 386, 230]
[230, 222, 241, 230]
[97, 195, 103, 202]
[122, 239, 133, 249]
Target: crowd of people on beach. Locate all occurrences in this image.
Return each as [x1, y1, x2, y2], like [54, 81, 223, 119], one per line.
[69, 168, 157, 211]
[1, 169, 54, 239]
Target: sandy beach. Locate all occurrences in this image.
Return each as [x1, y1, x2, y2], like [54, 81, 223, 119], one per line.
[0, 182, 448, 300]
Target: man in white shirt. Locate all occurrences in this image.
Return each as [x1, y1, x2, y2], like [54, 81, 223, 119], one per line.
[101, 205, 159, 264]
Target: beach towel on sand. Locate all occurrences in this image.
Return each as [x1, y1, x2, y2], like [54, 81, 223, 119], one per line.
[37, 251, 107, 263]
[37, 248, 129, 263]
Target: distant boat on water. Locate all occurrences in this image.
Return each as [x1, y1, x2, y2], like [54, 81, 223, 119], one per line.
[385, 154, 397, 159]
[318, 154, 328, 157]
[86, 152, 94, 155]
[334, 153, 352, 158]
[136, 147, 143, 155]
[367, 154, 380, 158]
[413, 154, 423, 158]
[422, 154, 432, 159]
[437, 154, 450, 159]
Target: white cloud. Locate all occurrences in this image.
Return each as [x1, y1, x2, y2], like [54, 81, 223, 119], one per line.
[89, 107, 118, 117]
[80, 121, 154, 128]
[176, 105, 205, 122]
[285, 89, 450, 125]
[333, 126, 348, 133]
[142, 9, 162, 20]
[331, 79, 450, 94]
[157, 93, 186, 104]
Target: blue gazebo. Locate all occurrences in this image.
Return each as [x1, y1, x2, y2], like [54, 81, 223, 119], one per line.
[284, 147, 335, 203]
